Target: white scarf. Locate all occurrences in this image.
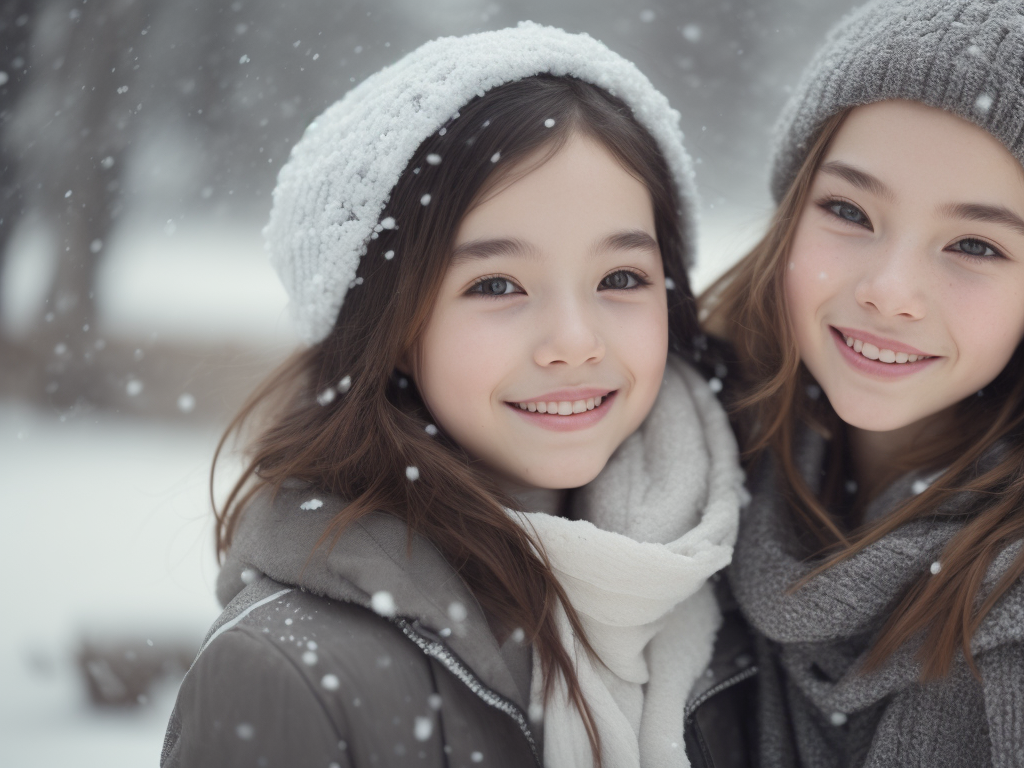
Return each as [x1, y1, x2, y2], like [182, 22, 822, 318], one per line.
[511, 356, 743, 768]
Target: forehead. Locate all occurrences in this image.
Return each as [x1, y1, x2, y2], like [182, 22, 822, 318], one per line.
[455, 133, 654, 245]
[822, 100, 1024, 202]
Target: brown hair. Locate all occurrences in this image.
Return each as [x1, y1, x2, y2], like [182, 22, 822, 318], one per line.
[214, 75, 696, 762]
[703, 108, 1024, 680]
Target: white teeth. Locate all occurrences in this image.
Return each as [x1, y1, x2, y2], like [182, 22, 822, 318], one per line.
[841, 332, 930, 365]
[514, 395, 609, 414]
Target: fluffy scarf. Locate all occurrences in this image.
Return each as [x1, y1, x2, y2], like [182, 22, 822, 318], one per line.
[511, 355, 744, 768]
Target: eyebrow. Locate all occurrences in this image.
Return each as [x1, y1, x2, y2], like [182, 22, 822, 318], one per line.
[819, 161, 897, 202]
[450, 237, 535, 264]
[450, 229, 658, 264]
[597, 229, 659, 254]
[939, 202, 1024, 238]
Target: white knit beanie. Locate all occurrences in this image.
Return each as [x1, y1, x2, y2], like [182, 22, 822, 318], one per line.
[771, 0, 1024, 202]
[264, 21, 698, 345]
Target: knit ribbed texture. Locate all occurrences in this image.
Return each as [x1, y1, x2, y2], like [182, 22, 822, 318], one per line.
[770, 0, 1024, 202]
[731, 429, 1024, 767]
[265, 22, 698, 344]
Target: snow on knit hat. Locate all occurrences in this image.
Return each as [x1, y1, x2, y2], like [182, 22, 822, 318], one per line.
[770, 0, 1024, 203]
[264, 21, 698, 345]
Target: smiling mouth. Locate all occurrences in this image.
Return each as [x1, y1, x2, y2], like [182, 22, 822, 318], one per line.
[509, 394, 611, 415]
[836, 329, 936, 365]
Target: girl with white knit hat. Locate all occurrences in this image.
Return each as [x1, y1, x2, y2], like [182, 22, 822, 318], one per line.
[703, 0, 1024, 765]
[161, 23, 745, 768]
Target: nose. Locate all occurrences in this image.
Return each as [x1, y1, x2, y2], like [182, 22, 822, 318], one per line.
[533, 294, 605, 367]
[853, 240, 929, 320]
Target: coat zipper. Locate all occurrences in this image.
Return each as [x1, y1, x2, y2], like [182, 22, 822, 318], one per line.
[393, 617, 542, 767]
[683, 664, 758, 723]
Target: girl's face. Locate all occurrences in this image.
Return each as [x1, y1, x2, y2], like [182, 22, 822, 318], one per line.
[411, 134, 669, 491]
[786, 100, 1024, 434]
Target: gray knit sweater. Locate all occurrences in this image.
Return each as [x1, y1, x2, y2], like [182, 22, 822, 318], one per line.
[730, 432, 1024, 768]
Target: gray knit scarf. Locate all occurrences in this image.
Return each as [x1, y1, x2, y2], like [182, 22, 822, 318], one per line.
[730, 429, 1024, 768]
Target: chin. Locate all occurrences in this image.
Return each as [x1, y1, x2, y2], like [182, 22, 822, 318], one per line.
[830, 398, 921, 433]
[521, 457, 609, 491]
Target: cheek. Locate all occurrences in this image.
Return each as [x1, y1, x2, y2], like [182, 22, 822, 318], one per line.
[415, 303, 516, 425]
[609, 301, 669, 403]
[952, 293, 1024, 381]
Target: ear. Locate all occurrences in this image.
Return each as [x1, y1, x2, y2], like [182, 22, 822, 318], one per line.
[395, 344, 416, 378]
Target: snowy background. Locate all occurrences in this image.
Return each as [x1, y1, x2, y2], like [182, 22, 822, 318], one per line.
[0, 0, 855, 765]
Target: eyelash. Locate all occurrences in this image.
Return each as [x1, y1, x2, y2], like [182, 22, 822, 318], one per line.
[816, 196, 1007, 262]
[466, 268, 651, 298]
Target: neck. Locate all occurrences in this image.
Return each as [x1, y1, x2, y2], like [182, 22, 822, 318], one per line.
[511, 486, 568, 516]
[847, 408, 953, 502]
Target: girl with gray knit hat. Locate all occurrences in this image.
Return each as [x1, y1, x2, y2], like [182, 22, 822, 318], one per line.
[703, 0, 1024, 765]
[161, 23, 746, 768]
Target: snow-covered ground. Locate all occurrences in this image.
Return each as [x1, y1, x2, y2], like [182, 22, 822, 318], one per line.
[0, 403, 226, 767]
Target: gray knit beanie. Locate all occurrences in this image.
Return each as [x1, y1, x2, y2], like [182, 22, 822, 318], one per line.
[770, 0, 1024, 202]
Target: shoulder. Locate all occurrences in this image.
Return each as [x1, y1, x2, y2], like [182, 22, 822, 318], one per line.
[163, 584, 442, 767]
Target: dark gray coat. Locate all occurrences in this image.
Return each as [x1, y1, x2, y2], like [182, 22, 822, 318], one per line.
[161, 484, 539, 768]
[161, 483, 754, 767]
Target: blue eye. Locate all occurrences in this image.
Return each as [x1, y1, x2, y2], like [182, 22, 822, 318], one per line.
[949, 238, 1003, 260]
[599, 270, 647, 290]
[469, 276, 521, 296]
[824, 199, 871, 228]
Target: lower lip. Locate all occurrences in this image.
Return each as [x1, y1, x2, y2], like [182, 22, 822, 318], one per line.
[506, 391, 616, 432]
[831, 328, 938, 379]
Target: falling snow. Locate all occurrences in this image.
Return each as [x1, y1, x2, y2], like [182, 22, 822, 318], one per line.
[975, 93, 994, 114]
[321, 673, 340, 690]
[426, 153, 442, 165]
[420, 193, 432, 206]
[338, 375, 352, 394]
[300, 498, 324, 510]
[406, 465, 420, 481]
[448, 601, 468, 622]
[236, 722, 254, 739]
[930, 561, 942, 575]
[414, 716, 433, 741]
[317, 388, 336, 406]
[126, 379, 144, 397]
[490, 151, 501, 163]
[425, 424, 438, 436]
[370, 590, 397, 617]
[177, 393, 196, 413]
[543, 118, 556, 128]
[682, 24, 702, 42]
[240, 568, 259, 585]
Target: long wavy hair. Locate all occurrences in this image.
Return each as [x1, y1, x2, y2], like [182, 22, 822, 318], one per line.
[214, 75, 697, 763]
[703, 108, 1024, 680]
